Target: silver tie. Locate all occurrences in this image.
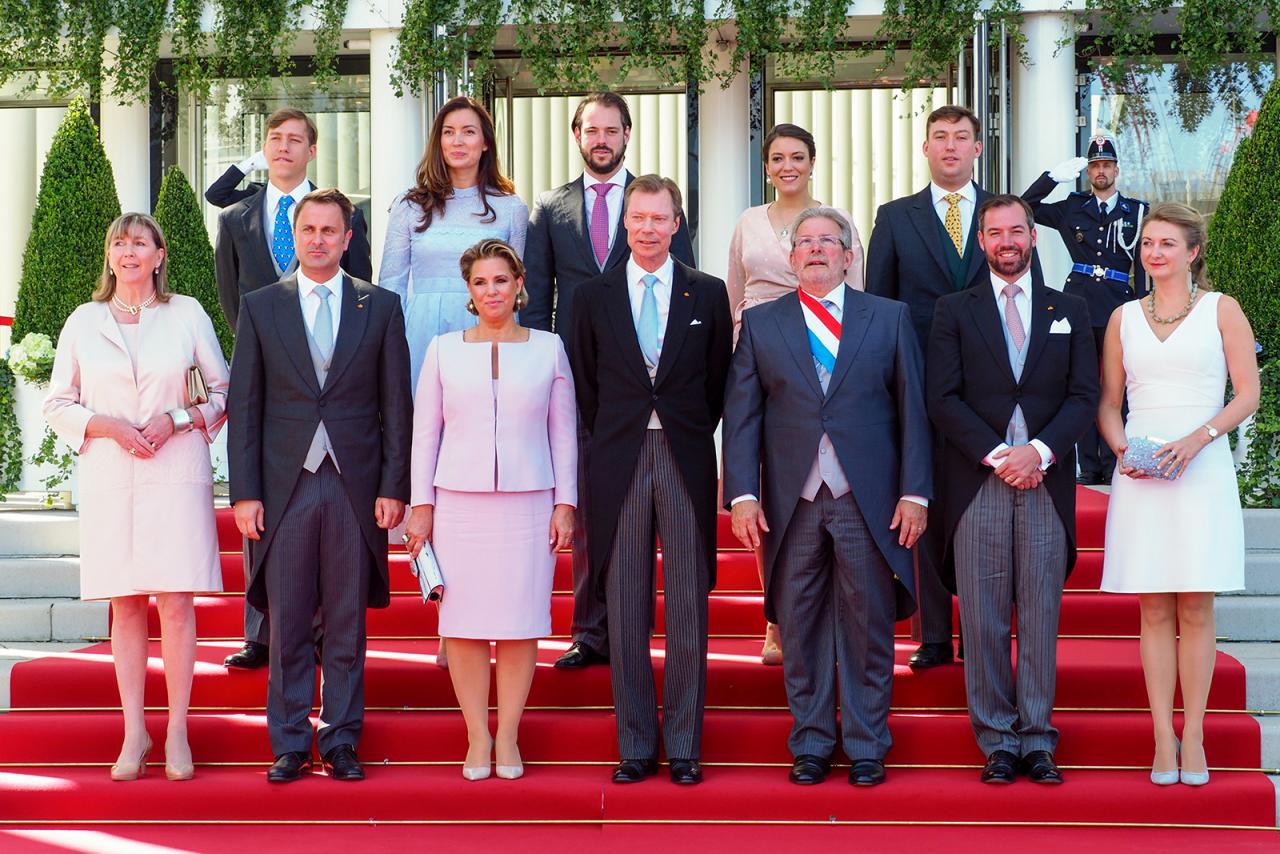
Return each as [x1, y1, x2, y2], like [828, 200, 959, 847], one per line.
[312, 284, 334, 362]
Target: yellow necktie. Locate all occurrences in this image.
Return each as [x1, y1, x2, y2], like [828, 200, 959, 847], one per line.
[944, 193, 964, 255]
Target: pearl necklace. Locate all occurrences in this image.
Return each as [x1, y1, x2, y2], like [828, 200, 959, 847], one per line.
[1146, 283, 1199, 325]
[112, 292, 157, 316]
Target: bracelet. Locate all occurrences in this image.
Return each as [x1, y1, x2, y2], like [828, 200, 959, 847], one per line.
[168, 407, 194, 434]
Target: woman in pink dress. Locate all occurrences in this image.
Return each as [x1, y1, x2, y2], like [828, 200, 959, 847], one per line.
[404, 239, 577, 781]
[725, 124, 865, 664]
[45, 213, 230, 782]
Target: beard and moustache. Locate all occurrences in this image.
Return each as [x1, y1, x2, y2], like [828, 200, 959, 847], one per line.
[580, 141, 626, 175]
[987, 243, 1033, 278]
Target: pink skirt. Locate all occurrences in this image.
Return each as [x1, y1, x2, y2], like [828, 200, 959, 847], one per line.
[432, 488, 555, 640]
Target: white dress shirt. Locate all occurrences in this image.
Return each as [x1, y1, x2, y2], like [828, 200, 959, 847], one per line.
[983, 271, 1054, 472]
[929, 181, 976, 255]
[627, 254, 673, 429]
[297, 269, 344, 351]
[583, 168, 628, 255]
[264, 178, 312, 250]
[1096, 193, 1116, 216]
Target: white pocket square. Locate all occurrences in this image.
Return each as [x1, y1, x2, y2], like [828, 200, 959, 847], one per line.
[1049, 318, 1072, 334]
[689, 318, 703, 326]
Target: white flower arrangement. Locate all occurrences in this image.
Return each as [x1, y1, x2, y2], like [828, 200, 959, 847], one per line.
[7, 332, 56, 386]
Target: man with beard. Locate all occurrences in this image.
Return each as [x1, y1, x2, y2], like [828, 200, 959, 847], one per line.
[927, 195, 1097, 786]
[1022, 135, 1149, 484]
[523, 92, 696, 670]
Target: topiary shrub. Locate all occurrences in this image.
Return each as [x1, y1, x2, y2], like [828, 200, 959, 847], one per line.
[1209, 78, 1280, 506]
[10, 99, 121, 348]
[154, 165, 232, 359]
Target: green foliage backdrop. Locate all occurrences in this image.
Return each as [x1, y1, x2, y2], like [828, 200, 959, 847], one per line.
[10, 99, 121, 348]
[153, 166, 233, 360]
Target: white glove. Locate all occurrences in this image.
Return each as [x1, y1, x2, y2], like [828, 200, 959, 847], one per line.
[1048, 156, 1089, 183]
[236, 150, 269, 175]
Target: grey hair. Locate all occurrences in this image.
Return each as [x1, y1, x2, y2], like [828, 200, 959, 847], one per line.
[790, 207, 852, 250]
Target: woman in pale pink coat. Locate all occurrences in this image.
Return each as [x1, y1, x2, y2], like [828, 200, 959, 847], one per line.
[44, 213, 230, 783]
[404, 239, 576, 782]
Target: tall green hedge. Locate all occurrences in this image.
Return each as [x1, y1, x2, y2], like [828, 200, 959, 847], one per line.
[153, 165, 232, 359]
[11, 99, 121, 346]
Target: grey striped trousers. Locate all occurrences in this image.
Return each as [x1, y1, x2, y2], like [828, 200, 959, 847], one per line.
[264, 459, 372, 758]
[954, 473, 1066, 757]
[606, 430, 709, 761]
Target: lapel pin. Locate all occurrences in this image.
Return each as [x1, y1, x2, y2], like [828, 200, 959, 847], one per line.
[1047, 305, 1054, 311]
[683, 291, 690, 297]
[357, 303, 365, 310]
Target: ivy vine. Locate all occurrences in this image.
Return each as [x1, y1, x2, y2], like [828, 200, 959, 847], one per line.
[0, 361, 22, 498]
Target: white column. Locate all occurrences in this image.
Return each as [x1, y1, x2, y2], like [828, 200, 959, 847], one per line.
[696, 44, 750, 279]
[369, 28, 425, 278]
[0, 108, 35, 350]
[99, 45, 152, 214]
[1013, 12, 1078, 290]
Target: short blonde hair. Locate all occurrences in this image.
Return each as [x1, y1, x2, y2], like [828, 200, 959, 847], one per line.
[93, 213, 172, 303]
[459, 239, 528, 314]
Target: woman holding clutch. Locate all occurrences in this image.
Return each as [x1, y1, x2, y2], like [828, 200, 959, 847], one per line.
[404, 239, 577, 781]
[45, 213, 230, 782]
[1098, 203, 1258, 787]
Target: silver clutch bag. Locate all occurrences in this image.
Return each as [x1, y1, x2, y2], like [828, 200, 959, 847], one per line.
[403, 534, 445, 602]
[1121, 436, 1175, 480]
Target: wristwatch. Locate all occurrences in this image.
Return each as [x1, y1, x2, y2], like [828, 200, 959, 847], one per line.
[1202, 424, 1219, 441]
[168, 407, 194, 434]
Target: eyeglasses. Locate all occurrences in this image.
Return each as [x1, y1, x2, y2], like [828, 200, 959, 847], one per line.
[793, 235, 845, 250]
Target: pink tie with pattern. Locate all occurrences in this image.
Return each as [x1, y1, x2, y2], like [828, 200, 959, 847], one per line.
[1002, 283, 1026, 351]
[589, 183, 614, 268]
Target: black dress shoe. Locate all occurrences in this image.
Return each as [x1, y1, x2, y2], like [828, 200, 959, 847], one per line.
[788, 754, 832, 785]
[908, 642, 954, 669]
[1020, 750, 1064, 784]
[224, 641, 268, 670]
[266, 751, 312, 783]
[848, 758, 886, 786]
[981, 750, 1018, 784]
[322, 744, 365, 781]
[611, 758, 658, 783]
[554, 642, 609, 669]
[669, 758, 703, 785]
[1076, 471, 1103, 486]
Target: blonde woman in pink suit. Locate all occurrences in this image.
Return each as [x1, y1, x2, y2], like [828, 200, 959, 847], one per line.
[44, 213, 230, 783]
[404, 239, 577, 782]
[726, 123, 864, 665]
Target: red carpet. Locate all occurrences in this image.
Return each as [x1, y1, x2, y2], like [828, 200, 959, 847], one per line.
[0, 485, 1274, 839]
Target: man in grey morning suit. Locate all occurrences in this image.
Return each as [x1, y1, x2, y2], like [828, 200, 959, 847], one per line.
[228, 189, 412, 784]
[927, 195, 1098, 785]
[723, 208, 932, 787]
[523, 92, 695, 671]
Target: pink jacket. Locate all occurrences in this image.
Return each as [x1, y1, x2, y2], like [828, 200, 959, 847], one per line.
[411, 329, 577, 507]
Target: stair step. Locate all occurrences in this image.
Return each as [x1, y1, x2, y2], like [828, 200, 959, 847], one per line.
[0, 557, 80, 598]
[0, 599, 106, 642]
[1216, 597, 1280, 642]
[0, 511, 79, 557]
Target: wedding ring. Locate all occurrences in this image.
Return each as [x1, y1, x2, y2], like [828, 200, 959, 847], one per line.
[129, 448, 136, 455]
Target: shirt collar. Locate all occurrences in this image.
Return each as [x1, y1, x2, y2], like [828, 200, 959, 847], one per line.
[298, 269, 343, 299]
[583, 168, 627, 192]
[991, 269, 1033, 301]
[266, 178, 311, 214]
[801, 282, 846, 314]
[626, 255, 674, 289]
[930, 181, 976, 206]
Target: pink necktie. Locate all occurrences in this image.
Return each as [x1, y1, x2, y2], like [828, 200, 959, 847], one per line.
[589, 183, 614, 268]
[1002, 283, 1026, 351]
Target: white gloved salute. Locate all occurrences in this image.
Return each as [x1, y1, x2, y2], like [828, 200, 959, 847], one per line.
[1048, 156, 1089, 183]
[236, 150, 269, 175]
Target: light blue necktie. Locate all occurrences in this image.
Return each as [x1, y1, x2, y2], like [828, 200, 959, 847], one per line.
[637, 274, 660, 369]
[272, 195, 296, 272]
[312, 284, 334, 363]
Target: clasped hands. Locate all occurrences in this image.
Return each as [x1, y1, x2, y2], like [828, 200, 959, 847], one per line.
[992, 444, 1045, 490]
[107, 414, 175, 458]
[732, 497, 927, 550]
[233, 496, 406, 541]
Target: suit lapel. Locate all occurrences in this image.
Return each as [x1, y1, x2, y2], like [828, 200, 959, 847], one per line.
[602, 171, 634, 271]
[565, 176, 596, 271]
[967, 283, 1017, 387]
[1021, 276, 1057, 378]
[824, 287, 872, 400]
[601, 267, 652, 387]
[964, 183, 990, 287]
[271, 276, 322, 397]
[96, 302, 127, 356]
[322, 275, 370, 392]
[774, 294, 825, 402]
[653, 262, 694, 388]
[906, 185, 951, 281]
[241, 186, 280, 280]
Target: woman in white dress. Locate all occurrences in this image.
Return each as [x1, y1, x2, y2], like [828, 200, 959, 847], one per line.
[45, 214, 230, 782]
[1098, 203, 1258, 787]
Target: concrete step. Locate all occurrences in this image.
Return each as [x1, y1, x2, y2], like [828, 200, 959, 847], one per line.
[1245, 510, 1280, 550]
[0, 599, 107, 643]
[0, 557, 80, 598]
[1216, 597, 1280, 642]
[0, 511, 79, 557]
[1220, 551, 1280, 597]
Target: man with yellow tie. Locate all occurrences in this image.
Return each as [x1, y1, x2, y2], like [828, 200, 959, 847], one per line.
[865, 105, 1042, 672]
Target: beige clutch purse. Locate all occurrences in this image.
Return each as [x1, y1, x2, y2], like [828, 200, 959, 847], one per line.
[186, 365, 209, 406]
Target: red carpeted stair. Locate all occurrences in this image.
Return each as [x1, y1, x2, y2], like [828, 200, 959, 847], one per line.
[0, 485, 1274, 844]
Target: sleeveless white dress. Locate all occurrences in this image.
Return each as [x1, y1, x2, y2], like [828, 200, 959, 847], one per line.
[1100, 292, 1245, 593]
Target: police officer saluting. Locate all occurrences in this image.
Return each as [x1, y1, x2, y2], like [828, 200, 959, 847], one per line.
[1023, 135, 1149, 484]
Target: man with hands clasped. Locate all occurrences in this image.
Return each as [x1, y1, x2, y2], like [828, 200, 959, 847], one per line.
[927, 196, 1098, 786]
[227, 189, 412, 785]
[723, 208, 931, 788]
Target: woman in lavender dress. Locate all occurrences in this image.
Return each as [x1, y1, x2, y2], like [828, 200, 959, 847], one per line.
[380, 96, 529, 387]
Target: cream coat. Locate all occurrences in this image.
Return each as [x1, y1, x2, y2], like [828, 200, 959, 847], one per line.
[44, 296, 230, 600]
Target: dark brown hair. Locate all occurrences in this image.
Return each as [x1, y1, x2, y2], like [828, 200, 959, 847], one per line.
[94, 213, 173, 303]
[265, 107, 317, 146]
[623, 174, 682, 218]
[1142, 203, 1211, 290]
[976, 194, 1035, 231]
[572, 92, 632, 134]
[763, 123, 816, 161]
[459, 239, 528, 314]
[406, 96, 515, 233]
[927, 105, 981, 136]
[294, 188, 354, 232]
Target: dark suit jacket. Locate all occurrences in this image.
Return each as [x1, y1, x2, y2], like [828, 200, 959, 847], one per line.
[926, 270, 1099, 589]
[205, 165, 264, 209]
[227, 274, 413, 610]
[523, 172, 695, 344]
[568, 258, 732, 593]
[722, 288, 931, 621]
[213, 179, 373, 330]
